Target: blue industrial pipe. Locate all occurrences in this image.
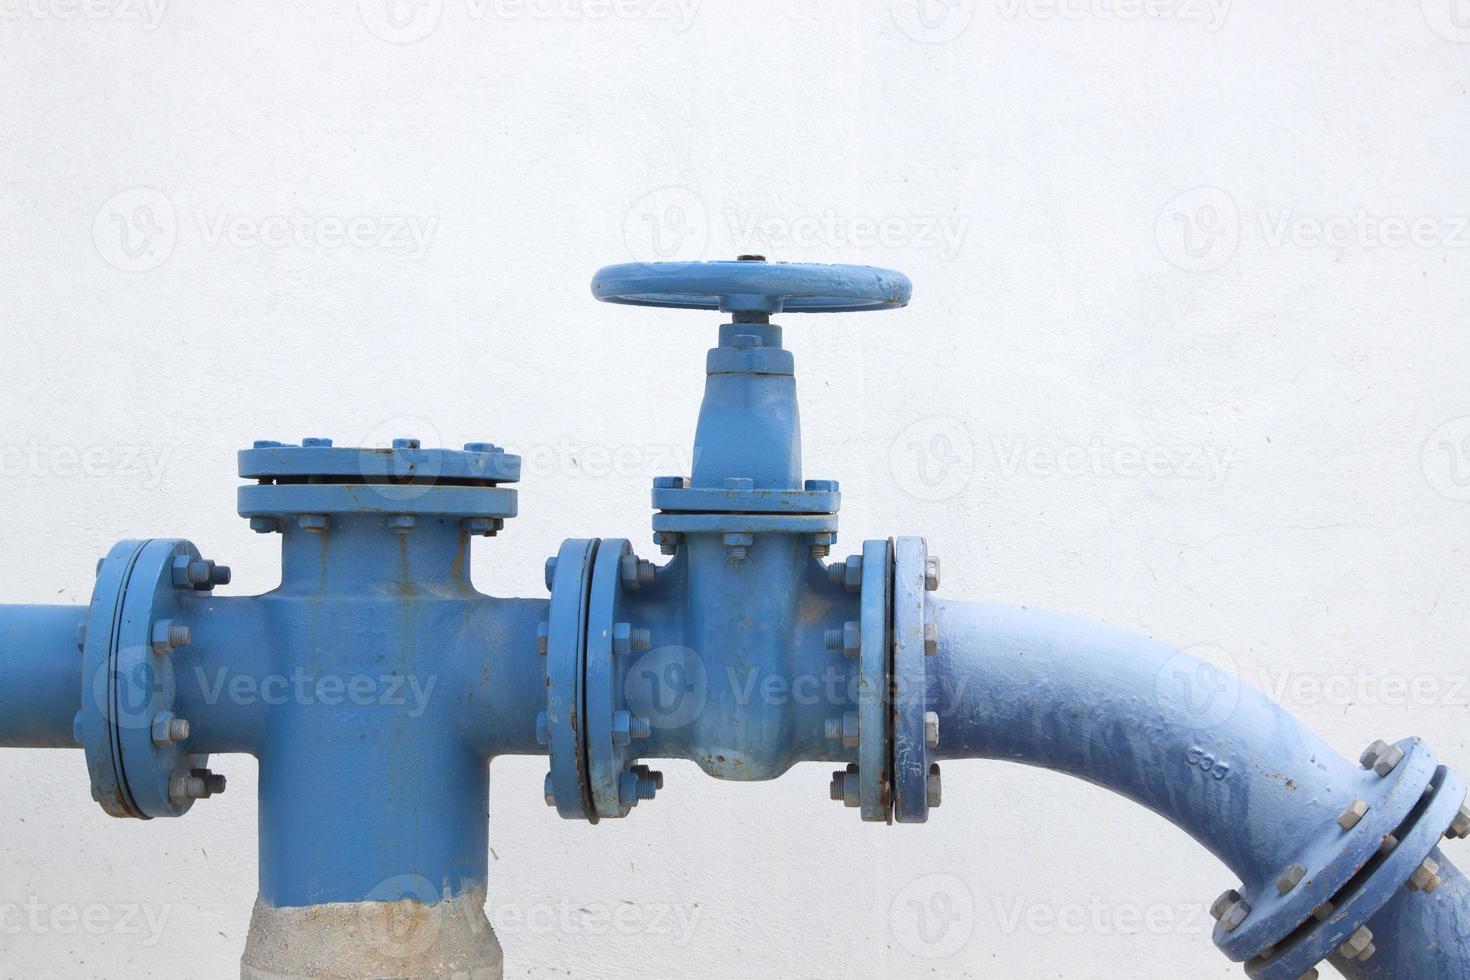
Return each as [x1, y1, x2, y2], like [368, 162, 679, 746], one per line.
[0, 604, 84, 747]
[0, 259, 1464, 979]
[931, 599, 1470, 978]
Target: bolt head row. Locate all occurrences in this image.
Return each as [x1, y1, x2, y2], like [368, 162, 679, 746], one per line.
[1360, 739, 1405, 776]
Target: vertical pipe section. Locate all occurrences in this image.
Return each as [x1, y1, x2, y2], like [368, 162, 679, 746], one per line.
[0, 604, 84, 747]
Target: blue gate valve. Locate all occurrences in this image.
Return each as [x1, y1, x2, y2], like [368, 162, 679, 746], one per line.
[0, 257, 1465, 979]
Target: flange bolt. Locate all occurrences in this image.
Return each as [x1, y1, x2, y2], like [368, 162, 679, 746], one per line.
[1408, 858, 1442, 894]
[543, 773, 556, 807]
[193, 768, 226, 796]
[168, 773, 207, 804]
[924, 621, 939, 656]
[924, 711, 941, 749]
[1276, 863, 1306, 895]
[150, 712, 190, 746]
[611, 711, 653, 745]
[544, 557, 558, 591]
[653, 531, 682, 556]
[534, 711, 549, 746]
[926, 764, 942, 808]
[298, 514, 329, 532]
[631, 764, 663, 798]
[824, 712, 859, 748]
[151, 619, 191, 654]
[1210, 889, 1250, 933]
[388, 515, 416, 534]
[1447, 803, 1470, 839]
[830, 764, 860, 808]
[1360, 739, 1405, 776]
[536, 621, 549, 655]
[824, 621, 861, 657]
[828, 555, 863, 592]
[1338, 925, 1375, 961]
[173, 556, 230, 589]
[924, 556, 941, 592]
[620, 554, 656, 589]
[723, 532, 753, 565]
[1338, 799, 1369, 831]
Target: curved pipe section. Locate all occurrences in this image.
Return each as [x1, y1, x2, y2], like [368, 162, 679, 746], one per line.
[0, 604, 84, 747]
[931, 599, 1469, 976]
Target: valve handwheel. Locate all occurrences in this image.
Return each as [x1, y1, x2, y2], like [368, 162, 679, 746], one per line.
[591, 256, 913, 315]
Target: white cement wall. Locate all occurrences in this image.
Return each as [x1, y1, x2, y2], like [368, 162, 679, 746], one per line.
[2, 2, 1468, 976]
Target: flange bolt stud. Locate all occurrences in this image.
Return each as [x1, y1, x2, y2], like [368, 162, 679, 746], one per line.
[1408, 858, 1442, 894]
[1210, 889, 1250, 933]
[1338, 799, 1369, 831]
[1338, 925, 1375, 961]
[151, 619, 191, 654]
[1447, 803, 1470, 840]
[1276, 863, 1306, 895]
[1360, 739, 1405, 776]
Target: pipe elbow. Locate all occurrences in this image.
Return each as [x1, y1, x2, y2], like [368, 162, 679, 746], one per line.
[930, 599, 1470, 978]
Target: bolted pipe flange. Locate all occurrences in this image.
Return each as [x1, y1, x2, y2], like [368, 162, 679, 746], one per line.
[82, 539, 223, 820]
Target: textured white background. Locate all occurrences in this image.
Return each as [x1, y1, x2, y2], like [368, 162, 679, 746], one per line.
[2, 1, 1469, 977]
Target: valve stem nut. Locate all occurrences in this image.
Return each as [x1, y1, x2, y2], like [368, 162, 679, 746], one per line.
[150, 619, 191, 654]
[1276, 863, 1307, 895]
[1338, 799, 1369, 831]
[1408, 858, 1442, 893]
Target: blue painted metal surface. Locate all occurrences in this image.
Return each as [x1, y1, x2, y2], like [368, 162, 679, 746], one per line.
[0, 259, 1463, 978]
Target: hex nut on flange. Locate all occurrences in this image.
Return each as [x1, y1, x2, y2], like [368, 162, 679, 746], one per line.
[1360, 739, 1405, 776]
[828, 555, 862, 592]
[1210, 889, 1250, 933]
[924, 556, 940, 592]
[926, 763, 942, 808]
[924, 711, 940, 748]
[824, 621, 861, 657]
[150, 620, 191, 654]
[1276, 863, 1307, 895]
[830, 764, 860, 807]
[824, 712, 859, 748]
[1408, 858, 1442, 894]
[1338, 925, 1374, 961]
[1448, 803, 1470, 840]
[1338, 799, 1369, 831]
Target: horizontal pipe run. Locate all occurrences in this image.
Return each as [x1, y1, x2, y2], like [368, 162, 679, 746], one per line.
[0, 604, 85, 747]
